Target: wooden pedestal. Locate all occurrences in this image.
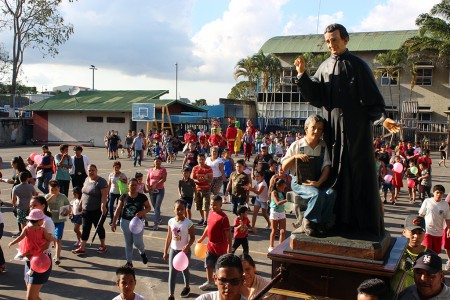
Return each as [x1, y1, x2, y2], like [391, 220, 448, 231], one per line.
[268, 237, 408, 299]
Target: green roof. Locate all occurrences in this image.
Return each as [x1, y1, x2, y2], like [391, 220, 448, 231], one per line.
[24, 90, 171, 111]
[260, 30, 418, 54]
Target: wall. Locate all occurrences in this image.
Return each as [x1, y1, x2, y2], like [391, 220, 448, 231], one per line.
[0, 118, 27, 145]
[46, 111, 132, 147]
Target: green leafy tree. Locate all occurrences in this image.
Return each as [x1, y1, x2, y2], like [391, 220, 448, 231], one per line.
[1, 0, 74, 117]
[227, 81, 256, 100]
[193, 99, 207, 106]
[301, 52, 327, 75]
[373, 48, 407, 118]
[234, 55, 259, 100]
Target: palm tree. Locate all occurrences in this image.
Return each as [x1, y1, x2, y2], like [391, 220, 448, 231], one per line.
[373, 48, 407, 119]
[404, 0, 449, 62]
[234, 56, 258, 99]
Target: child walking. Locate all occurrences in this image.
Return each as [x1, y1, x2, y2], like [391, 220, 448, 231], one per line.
[178, 168, 195, 220]
[135, 172, 150, 226]
[8, 209, 53, 274]
[247, 170, 270, 231]
[382, 164, 395, 204]
[112, 266, 146, 300]
[419, 185, 450, 255]
[405, 161, 418, 203]
[418, 161, 432, 201]
[391, 155, 403, 204]
[69, 186, 83, 247]
[268, 178, 287, 252]
[163, 199, 195, 299]
[232, 205, 255, 254]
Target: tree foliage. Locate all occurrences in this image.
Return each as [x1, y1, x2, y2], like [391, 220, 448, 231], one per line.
[227, 81, 256, 100]
[193, 99, 207, 106]
[1, 0, 74, 116]
[403, 0, 449, 62]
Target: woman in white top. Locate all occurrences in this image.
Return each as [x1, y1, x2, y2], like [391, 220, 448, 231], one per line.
[108, 161, 127, 225]
[206, 146, 226, 196]
[26, 195, 55, 300]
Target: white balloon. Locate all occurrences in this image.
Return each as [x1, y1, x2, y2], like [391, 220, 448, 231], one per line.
[129, 216, 144, 234]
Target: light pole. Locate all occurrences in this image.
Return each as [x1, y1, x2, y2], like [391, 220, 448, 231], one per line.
[89, 65, 97, 90]
[175, 62, 178, 100]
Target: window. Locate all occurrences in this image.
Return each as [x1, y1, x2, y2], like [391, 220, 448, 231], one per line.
[381, 71, 398, 86]
[419, 113, 431, 121]
[107, 117, 125, 123]
[415, 64, 433, 86]
[87, 116, 103, 122]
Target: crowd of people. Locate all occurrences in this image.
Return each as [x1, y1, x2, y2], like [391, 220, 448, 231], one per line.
[0, 119, 448, 299]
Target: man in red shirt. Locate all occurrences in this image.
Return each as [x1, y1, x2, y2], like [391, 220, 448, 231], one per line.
[197, 195, 232, 291]
[192, 154, 213, 226]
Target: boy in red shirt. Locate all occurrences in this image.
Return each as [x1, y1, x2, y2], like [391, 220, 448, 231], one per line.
[197, 195, 232, 291]
[232, 205, 255, 255]
[192, 154, 213, 226]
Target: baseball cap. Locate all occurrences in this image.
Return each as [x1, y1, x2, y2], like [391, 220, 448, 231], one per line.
[261, 143, 268, 148]
[41, 145, 48, 149]
[413, 252, 442, 273]
[404, 215, 425, 232]
[26, 209, 45, 221]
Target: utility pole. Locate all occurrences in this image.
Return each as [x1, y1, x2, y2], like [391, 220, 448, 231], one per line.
[89, 65, 97, 90]
[175, 62, 178, 100]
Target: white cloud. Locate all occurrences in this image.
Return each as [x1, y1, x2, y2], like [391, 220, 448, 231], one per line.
[353, 0, 441, 32]
[282, 12, 345, 35]
[188, 0, 288, 82]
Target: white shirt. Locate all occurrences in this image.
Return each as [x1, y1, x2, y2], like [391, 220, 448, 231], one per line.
[71, 198, 82, 216]
[419, 198, 450, 236]
[255, 180, 268, 203]
[206, 157, 223, 178]
[43, 215, 55, 255]
[112, 293, 146, 300]
[168, 217, 194, 250]
[281, 137, 331, 175]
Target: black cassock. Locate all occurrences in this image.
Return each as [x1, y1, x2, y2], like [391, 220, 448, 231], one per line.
[297, 49, 385, 237]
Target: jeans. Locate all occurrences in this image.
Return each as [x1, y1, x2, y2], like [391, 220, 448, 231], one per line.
[120, 218, 145, 263]
[150, 188, 165, 226]
[108, 193, 121, 223]
[0, 223, 5, 265]
[291, 178, 336, 225]
[168, 248, 190, 295]
[37, 172, 53, 194]
[231, 196, 246, 215]
[134, 150, 143, 166]
[57, 179, 70, 197]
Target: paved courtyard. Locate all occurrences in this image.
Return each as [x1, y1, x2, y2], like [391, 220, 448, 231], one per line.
[0, 146, 449, 299]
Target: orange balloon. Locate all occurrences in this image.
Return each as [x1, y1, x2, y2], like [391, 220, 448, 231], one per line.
[194, 243, 207, 259]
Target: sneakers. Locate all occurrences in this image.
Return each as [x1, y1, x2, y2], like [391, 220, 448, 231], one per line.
[199, 281, 216, 291]
[72, 248, 86, 255]
[152, 225, 159, 231]
[96, 246, 107, 254]
[197, 219, 205, 226]
[125, 262, 134, 269]
[74, 241, 81, 247]
[180, 287, 191, 298]
[141, 253, 148, 264]
[14, 253, 25, 261]
[445, 261, 450, 271]
[268, 247, 274, 252]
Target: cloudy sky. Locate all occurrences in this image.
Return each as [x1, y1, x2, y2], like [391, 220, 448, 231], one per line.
[1, 0, 441, 104]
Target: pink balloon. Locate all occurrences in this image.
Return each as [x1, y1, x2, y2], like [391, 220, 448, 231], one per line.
[34, 154, 43, 165]
[393, 162, 403, 173]
[30, 253, 51, 273]
[407, 179, 416, 189]
[384, 174, 393, 183]
[173, 251, 189, 271]
[29, 152, 38, 161]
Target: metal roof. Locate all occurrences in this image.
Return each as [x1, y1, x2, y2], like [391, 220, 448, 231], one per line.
[260, 30, 418, 54]
[21, 90, 207, 112]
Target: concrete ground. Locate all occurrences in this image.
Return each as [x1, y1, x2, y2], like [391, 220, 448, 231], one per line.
[0, 146, 448, 300]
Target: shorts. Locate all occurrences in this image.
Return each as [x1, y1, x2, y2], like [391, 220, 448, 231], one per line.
[382, 183, 394, 193]
[17, 209, 30, 224]
[270, 210, 286, 221]
[181, 197, 193, 210]
[443, 229, 450, 250]
[54, 222, 65, 240]
[441, 152, 447, 160]
[205, 251, 219, 269]
[195, 190, 211, 211]
[254, 197, 268, 209]
[24, 254, 52, 284]
[109, 145, 118, 152]
[71, 214, 83, 225]
[423, 233, 443, 254]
